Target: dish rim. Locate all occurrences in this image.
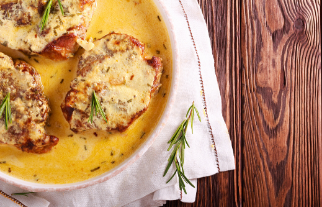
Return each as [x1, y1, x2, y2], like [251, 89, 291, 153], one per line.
[0, 0, 180, 192]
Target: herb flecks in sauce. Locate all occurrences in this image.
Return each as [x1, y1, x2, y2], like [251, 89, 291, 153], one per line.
[90, 167, 100, 172]
[0, 0, 172, 184]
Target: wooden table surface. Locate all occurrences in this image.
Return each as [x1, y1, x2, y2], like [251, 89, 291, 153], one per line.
[166, 0, 321, 206]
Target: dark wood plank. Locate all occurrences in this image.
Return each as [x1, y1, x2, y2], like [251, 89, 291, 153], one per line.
[166, 0, 241, 206]
[240, 0, 321, 206]
[167, 0, 321, 206]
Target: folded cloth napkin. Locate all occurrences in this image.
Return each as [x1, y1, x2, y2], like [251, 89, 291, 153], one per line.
[0, 0, 235, 206]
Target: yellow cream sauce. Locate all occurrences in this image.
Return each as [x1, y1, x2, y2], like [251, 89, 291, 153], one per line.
[0, 0, 172, 184]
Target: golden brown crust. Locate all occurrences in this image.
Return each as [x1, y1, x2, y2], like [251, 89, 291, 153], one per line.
[147, 56, 163, 94]
[41, 33, 79, 60]
[17, 135, 59, 154]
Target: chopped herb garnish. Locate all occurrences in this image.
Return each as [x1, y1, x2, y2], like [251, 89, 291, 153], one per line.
[11, 192, 35, 197]
[163, 93, 166, 97]
[157, 15, 161, 21]
[163, 102, 201, 194]
[8, 168, 11, 173]
[140, 132, 146, 139]
[34, 58, 39, 63]
[111, 161, 115, 164]
[98, 30, 103, 34]
[166, 75, 169, 79]
[110, 151, 114, 156]
[90, 166, 100, 172]
[163, 44, 167, 50]
[0, 161, 6, 164]
[40, 0, 64, 32]
[60, 79, 64, 84]
[93, 132, 98, 137]
[84, 145, 87, 150]
[156, 50, 160, 54]
[68, 134, 73, 137]
[88, 91, 108, 124]
[0, 93, 12, 130]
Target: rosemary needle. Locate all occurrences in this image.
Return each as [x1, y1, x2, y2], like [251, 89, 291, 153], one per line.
[0, 93, 12, 130]
[57, 0, 64, 16]
[11, 192, 35, 197]
[40, 0, 64, 32]
[163, 102, 201, 194]
[88, 91, 108, 124]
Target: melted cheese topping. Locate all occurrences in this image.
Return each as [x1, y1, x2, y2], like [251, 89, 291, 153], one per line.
[0, 0, 172, 184]
[68, 34, 160, 131]
[0, 0, 95, 53]
[0, 52, 49, 145]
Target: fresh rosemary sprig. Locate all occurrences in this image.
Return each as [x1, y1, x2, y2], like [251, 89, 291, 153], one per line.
[11, 192, 35, 197]
[163, 102, 201, 194]
[88, 91, 108, 124]
[57, 0, 64, 16]
[40, 0, 64, 32]
[0, 93, 12, 130]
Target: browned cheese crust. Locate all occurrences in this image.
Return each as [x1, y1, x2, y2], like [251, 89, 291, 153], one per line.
[0, 0, 96, 60]
[0, 52, 58, 153]
[61, 33, 163, 133]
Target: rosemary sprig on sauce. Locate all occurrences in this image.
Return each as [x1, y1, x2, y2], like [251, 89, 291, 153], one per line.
[163, 102, 201, 194]
[0, 93, 12, 130]
[40, 0, 64, 32]
[88, 91, 108, 124]
[11, 192, 35, 197]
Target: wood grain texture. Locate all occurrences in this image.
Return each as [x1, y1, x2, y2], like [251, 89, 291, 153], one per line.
[166, 0, 320, 206]
[241, 0, 321, 206]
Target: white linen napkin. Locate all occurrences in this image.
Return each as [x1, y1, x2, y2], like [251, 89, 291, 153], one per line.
[0, 0, 235, 206]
